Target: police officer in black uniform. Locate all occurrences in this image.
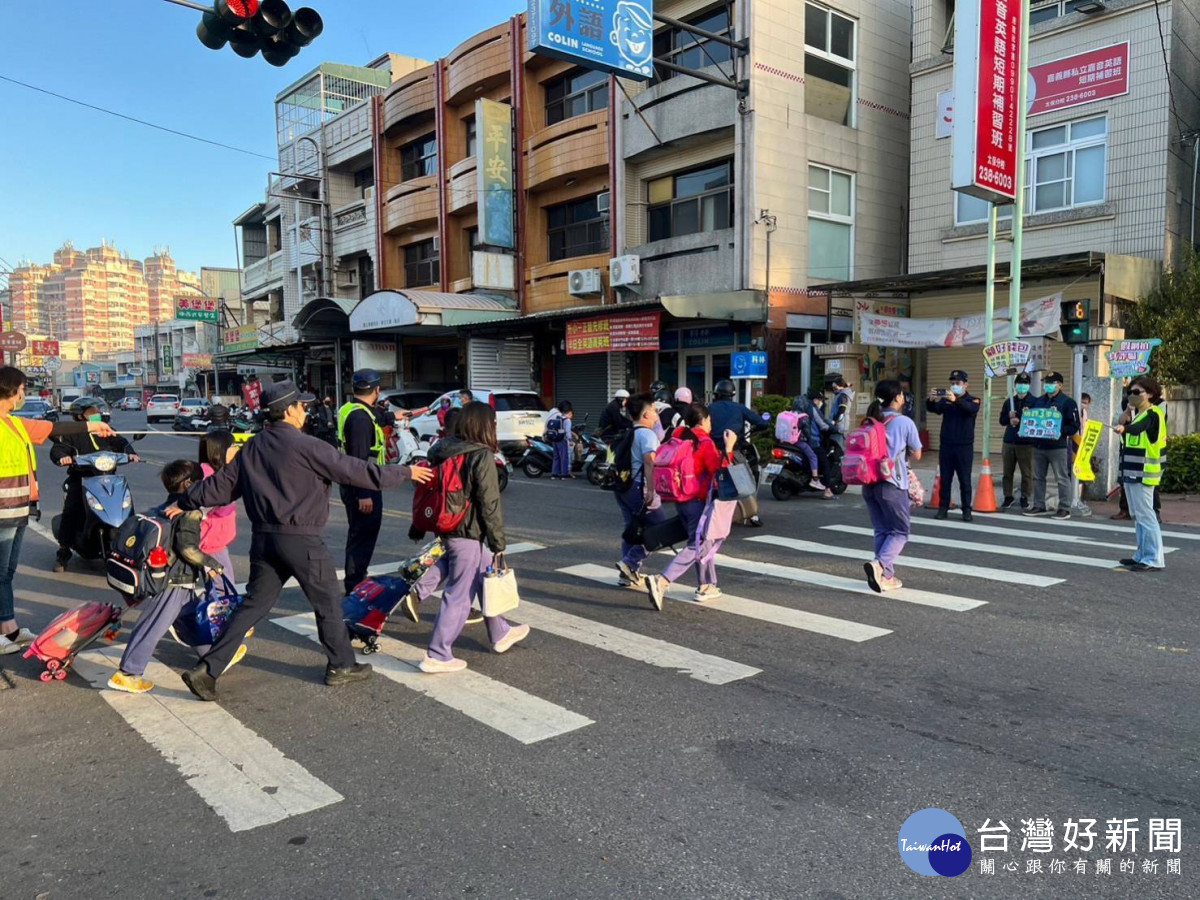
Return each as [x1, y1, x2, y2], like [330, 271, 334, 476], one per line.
[926, 369, 981, 521]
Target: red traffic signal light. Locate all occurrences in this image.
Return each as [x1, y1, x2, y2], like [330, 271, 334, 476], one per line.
[195, 0, 259, 50]
[194, 0, 322, 65]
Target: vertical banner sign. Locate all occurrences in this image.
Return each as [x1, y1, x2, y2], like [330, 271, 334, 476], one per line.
[477, 99, 515, 249]
[528, 0, 654, 80]
[1073, 419, 1104, 481]
[162, 344, 173, 376]
[951, 0, 1022, 203]
[241, 379, 262, 412]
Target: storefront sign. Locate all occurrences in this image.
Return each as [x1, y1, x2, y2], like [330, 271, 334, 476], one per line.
[1029, 42, 1129, 117]
[241, 379, 262, 411]
[222, 324, 260, 353]
[935, 90, 954, 139]
[183, 353, 213, 369]
[161, 345, 173, 375]
[660, 325, 752, 351]
[477, 98, 515, 249]
[44, 355, 62, 372]
[951, 0, 1022, 203]
[731, 351, 767, 379]
[529, 0, 654, 80]
[472, 251, 516, 290]
[566, 311, 660, 355]
[0, 330, 27, 353]
[352, 340, 397, 373]
[860, 294, 1062, 349]
[126, 365, 143, 377]
[30, 339, 59, 357]
[177, 296, 220, 323]
[25, 365, 47, 377]
[1105, 339, 1161, 378]
[1073, 419, 1104, 481]
[982, 340, 1034, 377]
[1018, 407, 1062, 441]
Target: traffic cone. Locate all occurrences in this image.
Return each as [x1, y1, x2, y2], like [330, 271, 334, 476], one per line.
[974, 458, 998, 513]
[927, 472, 958, 510]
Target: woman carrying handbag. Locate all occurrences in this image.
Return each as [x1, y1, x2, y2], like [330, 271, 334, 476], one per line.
[418, 402, 529, 673]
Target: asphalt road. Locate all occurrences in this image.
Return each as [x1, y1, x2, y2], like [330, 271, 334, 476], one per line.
[2, 413, 1198, 899]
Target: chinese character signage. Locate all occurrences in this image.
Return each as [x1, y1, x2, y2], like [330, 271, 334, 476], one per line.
[1018, 407, 1063, 440]
[476, 98, 515, 250]
[566, 311, 660, 355]
[1030, 43, 1129, 116]
[951, 0, 1022, 203]
[1074, 418, 1104, 481]
[177, 295, 220, 323]
[241, 379, 262, 411]
[30, 340, 59, 357]
[161, 344, 173, 375]
[982, 340, 1034, 377]
[731, 352, 767, 379]
[182, 353, 213, 370]
[1106, 339, 1160, 378]
[529, 0, 654, 80]
[221, 324, 260, 353]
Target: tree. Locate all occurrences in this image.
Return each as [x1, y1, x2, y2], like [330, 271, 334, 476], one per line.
[1125, 251, 1200, 385]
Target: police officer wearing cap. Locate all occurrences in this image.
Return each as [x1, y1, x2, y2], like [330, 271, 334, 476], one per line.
[338, 369, 398, 593]
[170, 379, 434, 701]
[926, 369, 981, 521]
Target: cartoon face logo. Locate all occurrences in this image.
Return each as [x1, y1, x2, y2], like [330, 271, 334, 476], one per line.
[610, 1, 652, 73]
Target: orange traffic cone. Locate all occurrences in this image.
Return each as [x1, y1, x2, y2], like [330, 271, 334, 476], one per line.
[974, 459, 998, 513]
[927, 472, 958, 510]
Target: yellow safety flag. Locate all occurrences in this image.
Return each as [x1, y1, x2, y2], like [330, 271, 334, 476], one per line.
[1073, 419, 1104, 481]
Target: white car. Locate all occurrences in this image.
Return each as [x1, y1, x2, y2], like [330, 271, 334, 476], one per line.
[147, 393, 181, 423]
[406, 389, 549, 453]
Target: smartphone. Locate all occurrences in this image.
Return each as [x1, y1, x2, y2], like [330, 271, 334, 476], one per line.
[932, 389, 950, 398]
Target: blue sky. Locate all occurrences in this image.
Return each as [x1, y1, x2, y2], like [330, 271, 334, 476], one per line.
[0, 0, 524, 276]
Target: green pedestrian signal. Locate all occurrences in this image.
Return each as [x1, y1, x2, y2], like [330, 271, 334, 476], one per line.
[1060, 299, 1090, 346]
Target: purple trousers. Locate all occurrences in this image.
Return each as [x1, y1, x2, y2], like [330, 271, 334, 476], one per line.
[862, 482, 910, 579]
[412, 557, 448, 602]
[661, 499, 706, 585]
[552, 440, 571, 477]
[427, 538, 511, 662]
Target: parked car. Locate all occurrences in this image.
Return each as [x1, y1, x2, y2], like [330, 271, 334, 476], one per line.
[147, 393, 181, 423]
[12, 399, 59, 422]
[116, 396, 143, 411]
[172, 397, 210, 432]
[406, 389, 549, 454]
[66, 398, 112, 424]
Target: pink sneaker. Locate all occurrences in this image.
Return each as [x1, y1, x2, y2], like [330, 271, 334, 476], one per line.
[494, 623, 531, 654]
[418, 655, 467, 673]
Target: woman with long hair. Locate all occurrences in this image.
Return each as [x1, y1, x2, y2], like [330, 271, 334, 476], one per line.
[1113, 375, 1167, 571]
[418, 401, 529, 672]
[861, 380, 923, 593]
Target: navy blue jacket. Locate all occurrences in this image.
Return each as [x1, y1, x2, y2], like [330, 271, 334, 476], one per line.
[926, 393, 981, 446]
[709, 399, 769, 442]
[998, 395, 1036, 445]
[1030, 392, 1081, 450]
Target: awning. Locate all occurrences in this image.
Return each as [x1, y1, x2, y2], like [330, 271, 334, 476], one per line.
[233, 203, 266, 227]
[661, 290, 766, 322]
[293, 296, 357, 340]
[348, 290, 519, 335]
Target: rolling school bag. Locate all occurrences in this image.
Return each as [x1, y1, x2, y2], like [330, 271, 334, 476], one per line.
[24, 601, 126, 682]
[343, 538, 446, 652]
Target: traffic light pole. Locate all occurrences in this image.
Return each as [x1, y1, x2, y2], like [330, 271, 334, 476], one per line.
[160, 0, 212, 11]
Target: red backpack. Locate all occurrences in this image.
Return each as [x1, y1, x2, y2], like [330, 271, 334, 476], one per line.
[841, 419, 895, 486]
[412, 456, 471, 533]
[653, 435, 702, 502]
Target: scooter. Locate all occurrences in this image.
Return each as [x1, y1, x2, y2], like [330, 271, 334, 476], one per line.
[397, 428, 511, 492]
[519, 435, 554, 479]
[51, 451, 137, 562]
[766, 437, 847, 500]
[579, 427, 610, 486]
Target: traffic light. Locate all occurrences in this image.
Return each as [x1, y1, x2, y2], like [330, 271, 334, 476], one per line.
[195, 0, 323, 66]
[1060, 298, 1091, 346]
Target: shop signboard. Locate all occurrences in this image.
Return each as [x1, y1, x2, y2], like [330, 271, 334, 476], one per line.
[352, 340, 397, 373]
[528, 0, 654, 80]
[30, 339, 59, 357]
[1029, 42, 1129, 117]
[177, 296, 220, 323]
[241, 379, 262, 411]
[222, 324, 260, 353]
[44, 355, 62, 372]
[183, 353, 213, 370]
[476, 99, 515, 249]
[566, 311, 660, 355]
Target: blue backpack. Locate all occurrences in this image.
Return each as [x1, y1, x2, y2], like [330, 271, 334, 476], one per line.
[544, 414, 567, 443]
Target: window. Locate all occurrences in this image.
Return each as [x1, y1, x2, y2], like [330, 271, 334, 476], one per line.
[466, 226, 479, 255]
[353, 166, 373, 197]
[653, 6, 733, 81]
[805, 3, 856, 127]
[647, 160, 734, 242]
[545, 68, 608, 126]
[547, 196, 609, 261]
[808, 164, 854, 281]
[1031, 0, 1101, 25]
[403, 239, 439, 287]
[956, 116, 1106, 223]
[464, 116, 477, 158]
[400, 133, 438, 181]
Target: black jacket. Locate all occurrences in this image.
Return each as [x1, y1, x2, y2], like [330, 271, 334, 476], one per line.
[161, 492, 223, 587]
[50, 431, 135, 484]
[998, 395, 1036, 445]
[179, 421, 412, 535]
[926, 393, 981, 446]
[1031, 392, 1081, 450]
[598, 400, 631, 438]
[425, 436, 506, 553]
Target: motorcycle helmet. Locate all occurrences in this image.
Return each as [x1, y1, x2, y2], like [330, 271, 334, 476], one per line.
[674, 387, 693, 404]
[713, 379, 736, 399]
[614, 389, 630, 400]
[649, 380, 671, 404]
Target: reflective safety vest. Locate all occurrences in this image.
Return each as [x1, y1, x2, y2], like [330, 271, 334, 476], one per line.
[0, 416, 36, 526]
[1122, 405, 1167, 486]
[337, 401, 385, 464]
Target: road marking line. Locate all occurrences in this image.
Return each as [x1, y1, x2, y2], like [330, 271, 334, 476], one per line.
[977, 514, 1200, 542]
[26, 519, 59, 546]
[908, 516, 1176, 552]
[562, 563, 890, 643]
[272, 613, 592, 744]
[821, 524, 1124, 568]
[72, 644, 343, 833]
[700, 551, 987, 612]
[746, 535, 1065, 587]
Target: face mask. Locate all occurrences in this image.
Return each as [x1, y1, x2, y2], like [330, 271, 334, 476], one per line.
[1015, 385, 1030, 397]
[12, 394, 25, 411]
[950, 385, 965, 397]
[1046, 383, 1060, 395]
[88, 414, 102, 422]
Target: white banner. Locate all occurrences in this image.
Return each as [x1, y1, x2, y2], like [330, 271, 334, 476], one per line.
[859, 294, 1063, 349]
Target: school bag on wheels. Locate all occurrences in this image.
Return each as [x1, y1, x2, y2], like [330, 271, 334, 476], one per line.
[343, 538, 447, 653]
[24, 601, 125, 682]
[841, 419, 895, 486]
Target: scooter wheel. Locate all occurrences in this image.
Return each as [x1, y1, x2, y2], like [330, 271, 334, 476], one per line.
[523, 460, 545, 479]
[46, 659, 61, 673]
[40, 670, 54, 683]
[584, 460, 603, 486]
[831, 480, 848, 496]
[497, 466, 509, 493]
[54, 668, 68, 680]
[770, 479, 795, 502]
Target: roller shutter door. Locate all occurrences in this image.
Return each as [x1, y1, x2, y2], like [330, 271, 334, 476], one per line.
[467, 339, 533, 390]
[555, 352, 610, 425]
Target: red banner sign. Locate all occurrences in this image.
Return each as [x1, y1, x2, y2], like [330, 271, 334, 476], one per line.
[566, 312, 661, 355]
[1029, 42, 1129, 117]
[241, 379, 262, 411]
[30, 340, 59, 357]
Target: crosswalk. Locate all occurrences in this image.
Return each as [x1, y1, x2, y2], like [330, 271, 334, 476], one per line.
[23, 507, 1195, 835]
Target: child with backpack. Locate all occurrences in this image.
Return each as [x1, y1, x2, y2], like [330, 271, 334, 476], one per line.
[644, 403, 738, 608]
[106, 460, 248, 694]
[610, 394, 670, 598]
[776, 405, 827, 492]
[855, 381, 923, 593]
[546, 400, 574, 480]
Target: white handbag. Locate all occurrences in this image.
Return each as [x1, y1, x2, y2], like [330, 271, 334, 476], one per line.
[481, 555, 520, 618]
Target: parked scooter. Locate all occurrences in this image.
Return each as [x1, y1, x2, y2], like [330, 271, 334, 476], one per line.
[579, 427, 610, 486]
[51, 450, 137, 562]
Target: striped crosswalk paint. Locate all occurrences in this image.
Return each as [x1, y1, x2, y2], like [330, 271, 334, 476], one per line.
[561, 563, 890, 643]
[908, 516, 1176, 552]
[821, 525, 1125, 568]
[72, 645, 343, 833]
[746, 535, 1065, 587]
[999, 515, 1200, 543]
[702, 551, 987, 612]
[272, 613, 593, 744]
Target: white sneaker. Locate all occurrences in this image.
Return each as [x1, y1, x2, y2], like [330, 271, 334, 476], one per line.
[0, 635, 21, 655]
[493, 623, 531, 654]
[810, 478, 826, 491]
[694, 585, 723, 601]
[0, 627, 35, 654]
[417, 655, 467, 673]
[646, 575, 667, 612]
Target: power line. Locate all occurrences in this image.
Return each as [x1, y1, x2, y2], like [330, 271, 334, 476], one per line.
[1152, 0, 1186, 140]
[0, 74, 277, 161]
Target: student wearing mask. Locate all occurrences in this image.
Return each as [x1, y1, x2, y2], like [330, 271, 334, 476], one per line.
[998, 373, 1035, 510]
[1113, 376, 1167, 571]
[1024, 372, 1081, 519]
[926, 370, 981, 521]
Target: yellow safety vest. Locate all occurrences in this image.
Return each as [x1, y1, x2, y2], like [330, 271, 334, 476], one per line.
[337, 401, 385, 464]
[1123, 405, 1167, 486]
[0, 416, 36, 526]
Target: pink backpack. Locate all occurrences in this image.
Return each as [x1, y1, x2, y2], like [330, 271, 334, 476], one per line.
[841, 419, 895, 486]
[199, 462, 238, 553]
[653, 436, 701, 503]
[775, 410, 807, 445]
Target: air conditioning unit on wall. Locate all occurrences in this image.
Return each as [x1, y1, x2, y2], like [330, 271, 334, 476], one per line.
[568, 268, 603, 297]
[610, 255, 641, 287]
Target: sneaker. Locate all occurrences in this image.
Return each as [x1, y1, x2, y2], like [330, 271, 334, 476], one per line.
[962, 509, 973, 522]
[0, 635, 20, 655]
[1126, 562, 1151, 572]
[863, 560, 884, 594]
[1019, 497, 1029, 509]
[822, 489, 833, 500]
[746, 517, 764, 529]
[399, 590, 420, 625]
[417, 655, 467, 673]
[1119, 558, 1138, 567]
[494, 623, 531, 654]
[0, 628, 36, 655]
[107, 671, 153, 694]
[694, 585, 723, 601]
[181, 665, 218, 701]
[11, 627, 35, 645]
[53, 556, 68, 573]
[1052, 508, 1071, 519]
[646, 575, 667, 612]
[325, 662, 373, 686]
[1001, 497, 1015, 510]
[934, 509, 949, 520]
[810, 478, 826, 491]
[466, 607, 484, 626]
[880, 576, 904, 591]
[222, 644, 248, 674]
[616, 561, 640, 585]
[1023, 507, 1048, 517]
